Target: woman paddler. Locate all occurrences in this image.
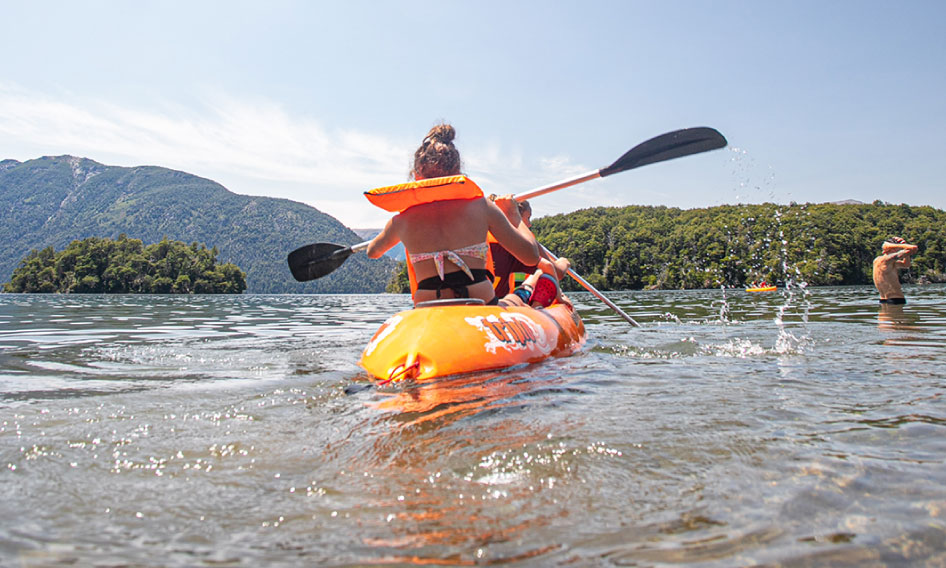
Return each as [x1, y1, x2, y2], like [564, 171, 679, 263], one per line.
[366, 123, 552, 307]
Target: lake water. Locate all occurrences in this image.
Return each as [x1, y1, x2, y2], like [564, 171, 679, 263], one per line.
[1, 286, 944, 567]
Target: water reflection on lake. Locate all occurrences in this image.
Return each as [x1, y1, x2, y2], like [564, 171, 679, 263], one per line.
[0, 285, 944, 566]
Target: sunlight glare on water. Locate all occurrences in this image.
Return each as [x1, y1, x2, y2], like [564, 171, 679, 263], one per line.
[0, 286, 945, 566]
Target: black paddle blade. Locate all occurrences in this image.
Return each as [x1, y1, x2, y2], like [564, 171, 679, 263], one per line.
[287, 243, 354, 281]
[599, 127, 727, 178]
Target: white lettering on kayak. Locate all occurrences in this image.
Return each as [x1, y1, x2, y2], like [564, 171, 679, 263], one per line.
[363, 314, 404, 357]
[464, 312, 551, 354]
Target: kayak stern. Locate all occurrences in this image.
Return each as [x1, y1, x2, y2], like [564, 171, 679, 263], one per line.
[360, 303, 585, 382]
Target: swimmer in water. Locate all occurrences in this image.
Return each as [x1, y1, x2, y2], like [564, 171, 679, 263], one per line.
[872, 236, 918, 304]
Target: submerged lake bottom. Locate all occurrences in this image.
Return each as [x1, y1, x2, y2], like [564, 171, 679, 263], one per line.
[0, 285, 944, 566]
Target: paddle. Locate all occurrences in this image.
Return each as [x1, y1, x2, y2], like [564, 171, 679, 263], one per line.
[287, 127, 727, 281]
[539, 245, 641, 327]
[287, 241, 371, 282]
[514, 126, 727, 201]
[540, 243, 642, 326]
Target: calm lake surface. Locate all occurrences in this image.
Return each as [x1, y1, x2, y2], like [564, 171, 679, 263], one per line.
[1, 286, 944, 567]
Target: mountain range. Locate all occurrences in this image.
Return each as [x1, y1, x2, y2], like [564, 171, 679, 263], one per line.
[351, 229, 406, 261]
[0, 156, 396, 293]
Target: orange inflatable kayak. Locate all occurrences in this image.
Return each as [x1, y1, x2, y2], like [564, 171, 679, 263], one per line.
[745, 285, 777, 292]
[360, 300, 586, 383]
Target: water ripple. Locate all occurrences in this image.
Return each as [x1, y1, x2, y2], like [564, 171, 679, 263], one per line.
[1, 288, 945, 565]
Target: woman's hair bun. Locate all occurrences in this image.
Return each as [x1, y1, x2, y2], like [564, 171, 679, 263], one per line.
[424, 123, 455, 145]
[413, 121, 461, 178]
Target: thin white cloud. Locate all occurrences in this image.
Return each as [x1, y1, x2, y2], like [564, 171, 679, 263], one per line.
[0, 86, 406, 186]
[0, 84, 590, 228]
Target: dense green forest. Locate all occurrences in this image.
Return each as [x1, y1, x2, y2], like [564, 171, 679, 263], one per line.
[0, 156, 396, 293]
[6, 157, 943, 295]
[4, 235, 247, 294]
[386, 202, 946, 292]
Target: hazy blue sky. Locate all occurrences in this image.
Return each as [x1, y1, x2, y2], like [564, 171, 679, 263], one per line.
[1, 0, 943, 228]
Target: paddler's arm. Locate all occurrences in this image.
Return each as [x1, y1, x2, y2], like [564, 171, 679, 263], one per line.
[541, 256, 571, 280]
[366, 216, 401, 258]
[487, 198, 540, 266]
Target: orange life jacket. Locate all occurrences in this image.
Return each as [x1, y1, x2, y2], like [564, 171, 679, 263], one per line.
[364, 175, 484, 213]
[364, 175, 495, 298]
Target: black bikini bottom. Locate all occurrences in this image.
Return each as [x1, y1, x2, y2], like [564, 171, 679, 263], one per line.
[879, 297, 906, 304]
[416, 269, 497, 304]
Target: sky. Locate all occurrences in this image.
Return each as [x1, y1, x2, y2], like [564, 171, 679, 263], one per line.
[1, 0, 944, 229]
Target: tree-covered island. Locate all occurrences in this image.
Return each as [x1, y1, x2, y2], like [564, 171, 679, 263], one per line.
[3, 235, 246, 293]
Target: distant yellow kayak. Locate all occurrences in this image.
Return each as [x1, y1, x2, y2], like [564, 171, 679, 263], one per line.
[745, 285, 777, 292]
